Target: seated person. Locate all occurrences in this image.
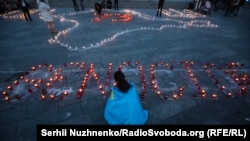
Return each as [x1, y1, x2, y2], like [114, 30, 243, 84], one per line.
[95, 2, 102, 15]
[104, 71, 148, 125]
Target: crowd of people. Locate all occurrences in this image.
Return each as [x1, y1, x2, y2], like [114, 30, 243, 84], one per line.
[93, 0, 119, 15]
[1, 0, 247, 17]
[72, 0, 119, 14]
[0, 0, 12, 14]
[190, 0, 247, 16]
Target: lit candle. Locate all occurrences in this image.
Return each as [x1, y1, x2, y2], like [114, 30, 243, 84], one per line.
[78, 88, 83, 95]
[13, 80, 18, 85]
[63, 91, 68, 96]
[49, 77, 53, 82]
[4, 96, 10, 101]
[7, 85, 13, 90]
[179, 86, 184, 91]
[173, 94, 178, 99]
[201, 94, 206, 98]
[179, 93, 183, 97]
[2, 91, 7, 95]
[234, 78, 239, 82]
[20, 75, 24, 80]
[34, 83, 39, 88]
[50, 94, 55, 99]
[38, 79, 43, 83]
[46, 82, 51, 88]
[153, 85, 157, 90]
[31, 66, 36, 71]
[241, 86, 246, 94]
[227, 92, 232, 98]
[40, 94, 46, 100]
[60, 76, 64, 80]
[31, 79, 36, 83]
[101, 91, 105, 95]
[220, 85, 225, 90]
[157, 90, 161, 95]
[211, 93, 217, 99]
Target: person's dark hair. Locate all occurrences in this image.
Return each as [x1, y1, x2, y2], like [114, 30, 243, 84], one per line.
[95, 2, 102, 14]
[114, 70, 130, 93]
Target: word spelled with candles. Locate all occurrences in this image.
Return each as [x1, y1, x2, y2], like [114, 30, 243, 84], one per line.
[1, 61, 249, 102]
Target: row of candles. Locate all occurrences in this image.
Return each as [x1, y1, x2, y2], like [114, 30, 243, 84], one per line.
[181, 61, 247, 99]
[1, 8, 218, 52]
[0, 9, 38, 20]
[1, 61, 249, 102]
[202, 62, 248, 97]
[47, 8, 218, 51]
[91, 13, 133, 22]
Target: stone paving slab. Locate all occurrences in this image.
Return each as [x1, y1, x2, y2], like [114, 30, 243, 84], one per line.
[0, 6, 250, 141]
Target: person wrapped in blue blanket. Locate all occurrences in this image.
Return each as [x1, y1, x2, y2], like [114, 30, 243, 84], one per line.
[104, 70, 149, 125]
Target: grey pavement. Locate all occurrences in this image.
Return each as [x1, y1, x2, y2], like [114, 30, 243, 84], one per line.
[0, 5, 250, 141]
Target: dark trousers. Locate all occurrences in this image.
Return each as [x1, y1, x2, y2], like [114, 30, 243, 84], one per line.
[80, 0, 84, 10]
[156, 0, 164, 16]
[114, 0, 118, 10]
[72, 0, 79, 11]
[22, 7, 32, 21]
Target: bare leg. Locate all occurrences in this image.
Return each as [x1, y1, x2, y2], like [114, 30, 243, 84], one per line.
[50, 22, 57, 32]
[47, 22, 57, 33]
[47, 22, 52, 32]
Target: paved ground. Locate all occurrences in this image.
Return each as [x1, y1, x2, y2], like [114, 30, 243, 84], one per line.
[0, 5, 250, 141]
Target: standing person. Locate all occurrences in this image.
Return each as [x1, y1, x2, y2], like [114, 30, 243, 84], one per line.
[79, 0, 84, 10]
[104, 70, 149, 125]
[114, 0, 118, 10]
[195, 0, 203, 11]
[156, 0, 165, 17]
[107, 0, 112, 9]
[224, 0, 239, 16]
[233, 0, 246, 16]
[17, 0, 33, 22]
[101, 0, 106, 9]
[36, 0, 58, 34]
[3, 0, 12, 12]
[72, 0, 79, 11]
